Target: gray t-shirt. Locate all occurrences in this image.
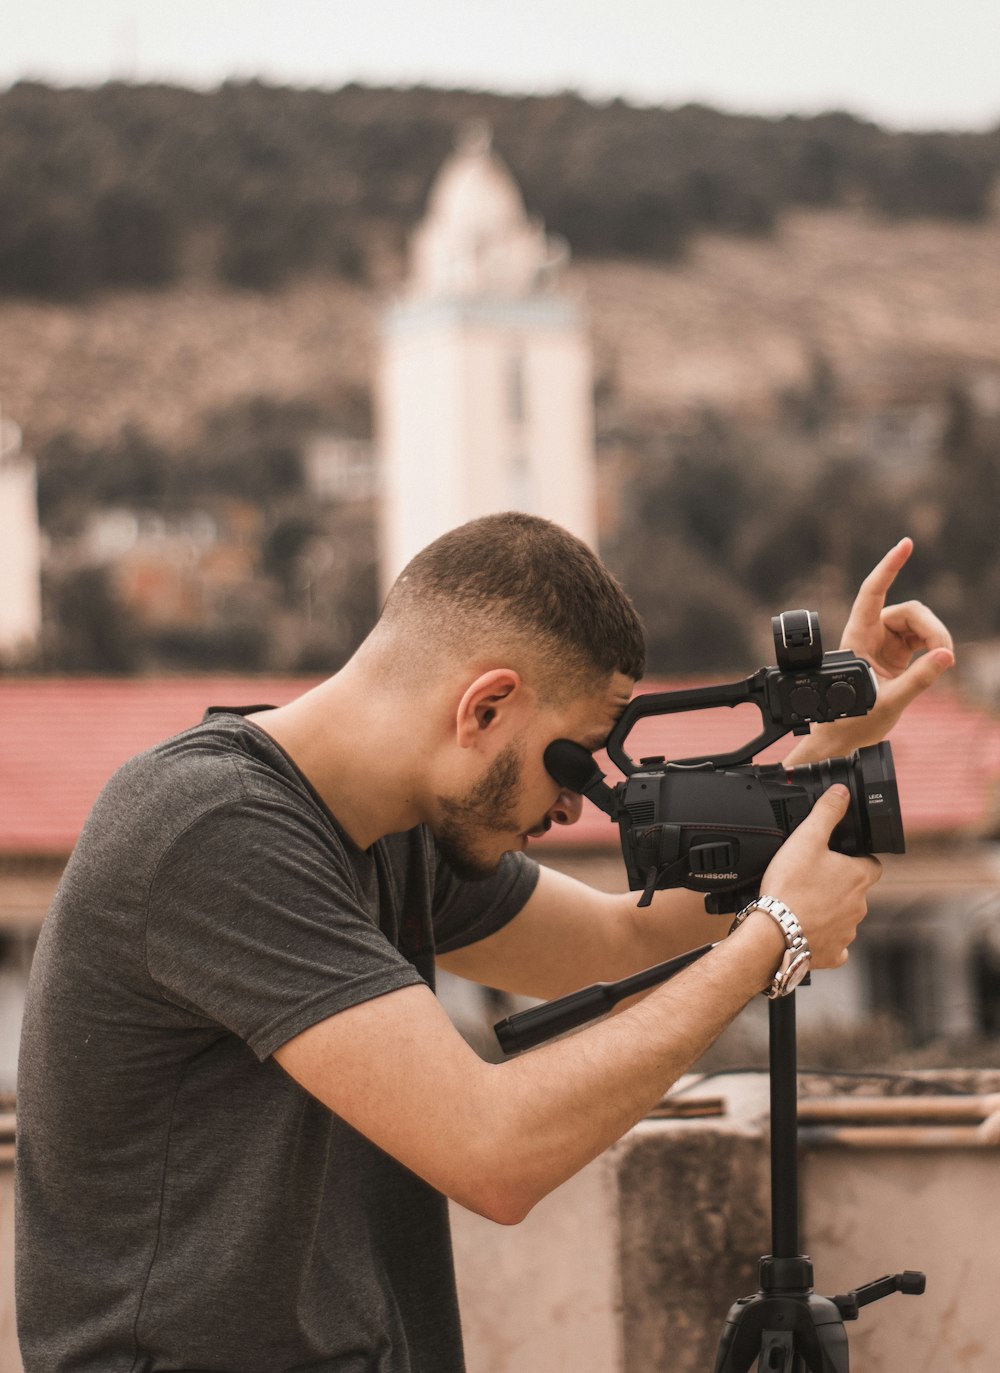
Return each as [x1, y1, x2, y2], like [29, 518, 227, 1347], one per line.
[15, 708, 539, 1372]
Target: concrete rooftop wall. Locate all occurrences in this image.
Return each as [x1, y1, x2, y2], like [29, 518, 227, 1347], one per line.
[452, 1072, 1000, 1373]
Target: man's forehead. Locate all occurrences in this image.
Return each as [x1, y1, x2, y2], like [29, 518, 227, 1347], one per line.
[605, 672, 636, 714]
[573, 674, 635, 748]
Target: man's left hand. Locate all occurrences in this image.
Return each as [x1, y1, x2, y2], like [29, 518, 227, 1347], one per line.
[785, 537, 954, 763]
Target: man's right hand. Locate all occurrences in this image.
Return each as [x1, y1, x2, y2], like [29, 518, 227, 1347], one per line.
[758, 784, 882, 968]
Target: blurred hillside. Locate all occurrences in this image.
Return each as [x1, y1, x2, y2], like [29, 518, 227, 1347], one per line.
[0, 82, 998, 676]
[4, 208, 1000, 453]
[1, 81, 998, 299]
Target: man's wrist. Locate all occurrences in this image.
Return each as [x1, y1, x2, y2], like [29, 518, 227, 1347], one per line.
[730, 895, 812, 998]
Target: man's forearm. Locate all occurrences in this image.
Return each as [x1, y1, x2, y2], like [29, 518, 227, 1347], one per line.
[619, 885, 731, 969]
[436, 868, 726, 999]
[470, 910, 783, 1223]
[278, 909, 784, 1228]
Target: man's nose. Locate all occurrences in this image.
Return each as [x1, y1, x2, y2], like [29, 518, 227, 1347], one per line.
[549, 788, 584, 826]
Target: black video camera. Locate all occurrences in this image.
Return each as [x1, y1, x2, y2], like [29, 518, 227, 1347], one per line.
[544, 610, 904, 915]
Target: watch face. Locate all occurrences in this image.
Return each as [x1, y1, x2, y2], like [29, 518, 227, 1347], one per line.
[782, 951, 811, 994]
[768, 949, 811, 998]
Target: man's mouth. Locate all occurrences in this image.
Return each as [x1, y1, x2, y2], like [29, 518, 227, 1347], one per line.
[523, 817, 553, 841]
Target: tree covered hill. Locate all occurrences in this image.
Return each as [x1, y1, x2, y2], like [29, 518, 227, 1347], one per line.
[1, 79, 998, 297]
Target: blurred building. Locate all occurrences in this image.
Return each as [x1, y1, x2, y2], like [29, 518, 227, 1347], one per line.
[0, 411, 42, 663]
[377, 123, 597, 596]
[303, 435, 376, 505]
[80, 504, 259, 631]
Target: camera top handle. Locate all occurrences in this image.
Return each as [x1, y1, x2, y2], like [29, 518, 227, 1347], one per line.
[605, 609, 877, 777]
[605, 672, 789, 776]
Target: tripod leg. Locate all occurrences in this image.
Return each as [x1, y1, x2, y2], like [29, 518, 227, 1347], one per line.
[713, 1312, 759, 1373]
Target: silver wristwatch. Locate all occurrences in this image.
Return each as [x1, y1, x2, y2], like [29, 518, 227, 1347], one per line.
[730, 894, 811, 999]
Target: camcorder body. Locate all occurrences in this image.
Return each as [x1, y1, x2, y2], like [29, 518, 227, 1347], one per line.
[545, 610, 904, 915]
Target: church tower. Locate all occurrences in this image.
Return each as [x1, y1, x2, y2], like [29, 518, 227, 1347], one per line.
[0, 410, 42, 663]
[377, 124, 597, 595]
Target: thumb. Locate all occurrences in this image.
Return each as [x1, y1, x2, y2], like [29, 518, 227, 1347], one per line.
[800, 784, 851, 841]
[891, 646, 955, 708]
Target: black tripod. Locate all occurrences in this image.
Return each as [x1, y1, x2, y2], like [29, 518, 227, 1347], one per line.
[712, 987, 924, 1372]
[494, 949, 925, 1372]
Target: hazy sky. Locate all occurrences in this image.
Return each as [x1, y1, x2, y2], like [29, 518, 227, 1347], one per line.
[1, 0, 997, 131]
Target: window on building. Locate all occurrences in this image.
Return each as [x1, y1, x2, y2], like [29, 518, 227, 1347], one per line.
[865, 933, 938, 1046]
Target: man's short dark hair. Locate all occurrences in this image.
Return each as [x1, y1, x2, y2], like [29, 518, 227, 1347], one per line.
[380, 512, 645, 694]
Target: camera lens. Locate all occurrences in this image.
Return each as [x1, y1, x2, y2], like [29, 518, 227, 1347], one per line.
[855, 741, 906, 852]
[784, 741, 905, 855]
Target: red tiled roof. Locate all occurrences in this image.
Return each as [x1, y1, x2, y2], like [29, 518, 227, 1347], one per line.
[0, 676, 998, 856]
[0, 677, 319, 854]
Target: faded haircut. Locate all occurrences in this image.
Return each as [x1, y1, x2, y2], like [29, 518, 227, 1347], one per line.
[378, 513, 645, 698]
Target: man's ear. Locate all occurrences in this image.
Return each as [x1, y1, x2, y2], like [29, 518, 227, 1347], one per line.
[455, 669, 522, 748]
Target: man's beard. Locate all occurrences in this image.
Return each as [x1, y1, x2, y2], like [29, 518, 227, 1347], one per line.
[434, 742, 526, 881]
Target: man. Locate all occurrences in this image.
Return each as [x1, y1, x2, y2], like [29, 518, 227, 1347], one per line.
[15, 513, 952, 1372]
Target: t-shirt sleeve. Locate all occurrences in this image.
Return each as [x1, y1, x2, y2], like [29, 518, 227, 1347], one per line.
[144, 800, 427, 1061]
[431, 847, 540, 954]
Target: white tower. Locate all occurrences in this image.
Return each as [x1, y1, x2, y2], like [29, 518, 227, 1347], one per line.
[377, 124, 597, 596]
[0, 411, 43, 662]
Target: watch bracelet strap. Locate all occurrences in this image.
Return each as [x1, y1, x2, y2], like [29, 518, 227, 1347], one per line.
[729, 895, 811, 997]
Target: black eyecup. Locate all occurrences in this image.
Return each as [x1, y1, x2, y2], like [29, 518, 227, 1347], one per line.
[543, 739, 601, 793]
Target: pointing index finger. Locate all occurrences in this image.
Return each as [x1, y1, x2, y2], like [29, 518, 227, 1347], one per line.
[854, 537, 913, 613]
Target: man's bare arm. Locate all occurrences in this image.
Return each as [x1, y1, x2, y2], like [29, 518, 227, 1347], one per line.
[275, 789, 876, 1225]
[436, 865, 722, 1000]
[275, 917, 780, 1225]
